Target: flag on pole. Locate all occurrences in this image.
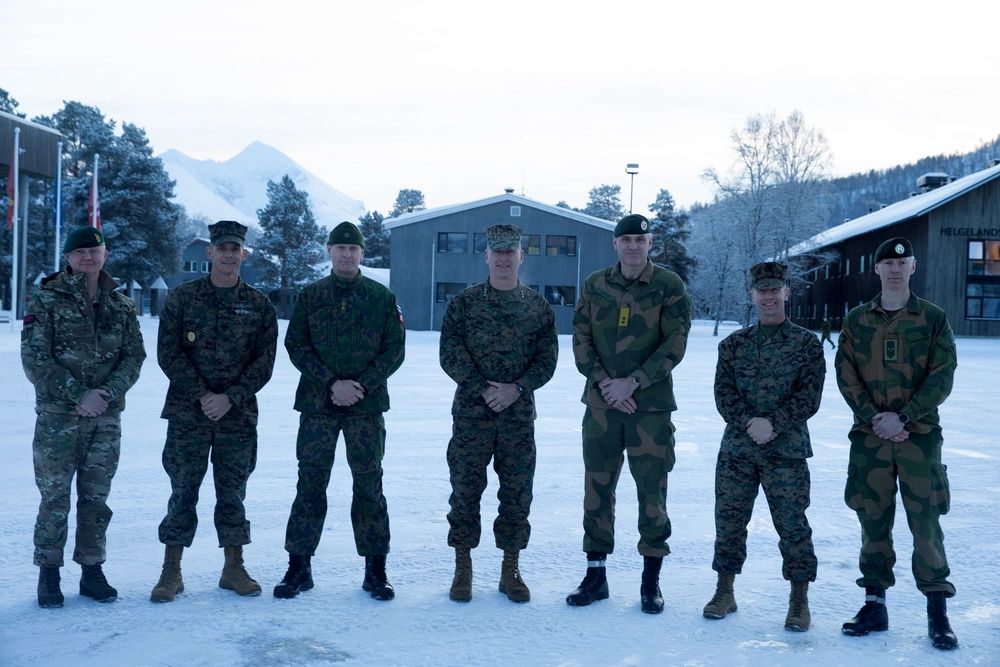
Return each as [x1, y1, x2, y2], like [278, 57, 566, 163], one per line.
[87, 153, 102, 230]
[4, 146, 14, 230]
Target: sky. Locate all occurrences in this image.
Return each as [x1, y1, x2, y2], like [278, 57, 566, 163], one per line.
[4, 0, 1000, 216]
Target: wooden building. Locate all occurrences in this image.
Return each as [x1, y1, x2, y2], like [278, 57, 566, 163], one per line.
[788, 162, 1000, 337]
[384, 191, 619, 332]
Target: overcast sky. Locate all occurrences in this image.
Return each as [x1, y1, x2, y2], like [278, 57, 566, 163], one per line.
[4, 0, 999, 216]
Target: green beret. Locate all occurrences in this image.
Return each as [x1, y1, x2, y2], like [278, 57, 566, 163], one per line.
[208, 220, 247, 246]
[485, 224, 522, 250]
[327, 221, 365, 248]
[750, 261, 788, 289]
[614, 214, 651, 237]
[63, 226, 105, 254]
[874, 237, 913, 263]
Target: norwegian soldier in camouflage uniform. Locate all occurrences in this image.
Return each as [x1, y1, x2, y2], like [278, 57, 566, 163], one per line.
[702, 262, 824, 631]
[439, 224, 558, 603]
[274, 221, 405, 602]
[837, 237, 959, 650]
[152, 220, 277, 602]
[21, 227, 146, 608]
[567, 213, 692, 614]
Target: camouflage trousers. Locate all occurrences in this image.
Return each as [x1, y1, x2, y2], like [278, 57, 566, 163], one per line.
[447, 417, 536, 551]
[284, 413, 390, 557]
[712, 449, 817, 582]
[581, 408, 676, 557]
[845, 428, 954, 596]
[158, 420, 258, 547]
[32, 411, 121, 567]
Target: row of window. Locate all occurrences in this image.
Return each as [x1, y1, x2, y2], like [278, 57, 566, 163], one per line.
[967, 240, 1000, 319]
[437, 232, 577, 257]
[435, 282, 576, 306]
[182, 260, 210, 273]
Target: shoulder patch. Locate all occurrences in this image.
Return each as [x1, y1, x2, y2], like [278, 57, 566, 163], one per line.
[23, 314, 37, 326]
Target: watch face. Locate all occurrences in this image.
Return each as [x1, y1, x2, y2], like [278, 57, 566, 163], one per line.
[898, 413, 909, 424]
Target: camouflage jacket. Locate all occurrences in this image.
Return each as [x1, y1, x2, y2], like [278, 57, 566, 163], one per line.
[573, 260, 692, 412]
[714, 320, 825, 458]
[158, 277, 277, 427]
[440, 281, 558, 421]
[285, 271, 405, 415]
[836, 291, 956, 434]
[21, 269, 145, 415]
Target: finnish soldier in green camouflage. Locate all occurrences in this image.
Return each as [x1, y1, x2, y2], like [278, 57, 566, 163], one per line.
[152, 220, 278, 602]
[439, 223, 558, 603]
[703, 262, 824, 631]
[836, 237, 959, 650]
[21, 226, 146, 608]
[567, 213, 692, 614]
[274, 221, 405, 602]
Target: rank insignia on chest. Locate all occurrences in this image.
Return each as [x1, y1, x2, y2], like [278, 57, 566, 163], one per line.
[618, 306, 630, 327]
[186, 331, 196, 343]
[884, 337, 898, 362]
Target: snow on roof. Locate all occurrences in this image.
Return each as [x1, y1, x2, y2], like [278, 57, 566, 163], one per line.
[383, 193, 616, 232]
[0, 109, 63, 137]
[788, 162, 1000, 256]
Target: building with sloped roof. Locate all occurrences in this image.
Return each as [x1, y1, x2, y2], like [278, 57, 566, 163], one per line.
[384, 191, 619, 331]
[787, 161, 1000, 337]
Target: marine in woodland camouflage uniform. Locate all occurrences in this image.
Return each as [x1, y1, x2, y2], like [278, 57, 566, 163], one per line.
[274, 221, 405, 601]
[22, 226, 145, 607]
[439, 223, 558, 602]
[567, 213, 691, 613]
[836, 237, 959, 649]
[703, 261, 824, 631]
[153, 220, 277, 600]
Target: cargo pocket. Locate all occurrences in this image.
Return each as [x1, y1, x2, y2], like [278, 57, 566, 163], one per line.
[844, 464, 864, 511]
[929, 463, 950, 515]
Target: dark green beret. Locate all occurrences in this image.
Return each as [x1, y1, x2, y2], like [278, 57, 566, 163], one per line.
[750, 261, 788, 289]
[485, 224, 522, 250]
[874, 237, 913, 263]
[208, 220, 247, 246]
[614, 214, 651, 237]
[327, 221, 365, 248]
[63, 226, 105, 254]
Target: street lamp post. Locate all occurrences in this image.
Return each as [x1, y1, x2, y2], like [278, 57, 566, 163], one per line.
[625, 163, 639, 213]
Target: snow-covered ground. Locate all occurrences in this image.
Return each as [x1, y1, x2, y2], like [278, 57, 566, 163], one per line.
[1, 319, 997, 667]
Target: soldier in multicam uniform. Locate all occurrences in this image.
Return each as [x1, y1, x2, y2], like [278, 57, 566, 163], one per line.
[702, 262, 824, 631]
[439, 224, 558, 603]
[836, 237, 959, 650]
[21, 227, 146, 608]
[151, 220, 277, 602]
[567, 213, 692, 614]
[274, 221, 405, 601]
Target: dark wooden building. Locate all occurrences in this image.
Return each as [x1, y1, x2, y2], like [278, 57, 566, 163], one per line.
[384, 192, 619, 332]
[788, 162, 1000, 337]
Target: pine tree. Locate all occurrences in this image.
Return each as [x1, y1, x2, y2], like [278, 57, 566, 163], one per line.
[648, 189, 696, 283]
[583, 184, 625, 221]
[358, 210, 389, 268]
[389, 189, 425, 217]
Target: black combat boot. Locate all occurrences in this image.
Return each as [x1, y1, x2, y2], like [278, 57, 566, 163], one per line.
[842, 586, 888, 636]
[38, 566, 64, 608]
[80, 563, 118, 602]
[640, 556, 664, 614]
[362, 555, 395, 601]
[566, 552, 609, 606]
[926, 592, 958, 650]
[273, 554, 313, 599]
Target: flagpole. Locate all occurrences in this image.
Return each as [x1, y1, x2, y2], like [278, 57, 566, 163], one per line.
[10, 127, 20, 330]
[90, 153, 100, 228]
[54, 141, 62, 273]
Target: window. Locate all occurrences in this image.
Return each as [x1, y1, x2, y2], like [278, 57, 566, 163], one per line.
[966, 240, 1000, 319]
[473, 233, 487, 254]
[845, 258, 851, 275]
[545, 235, 577, 257]
[824, 264, 830, 280]
[823, 303, 829, 318]
[437, 232, 468, 253]
[859, 255, 866, 273]
[521, 235, 540, 256]
[510, 206, 521, 217]
[435, 282, 465, 302]
[202, 261, 210, 273]
[544, 285, 576, 306]
[182, 260, 196, 272]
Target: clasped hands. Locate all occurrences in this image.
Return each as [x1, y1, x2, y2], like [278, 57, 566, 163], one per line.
[200, 392, 233, 421]
[76, 388, 111, 417]
[745, 416, 777, 445]
[482, 381, 519, 413]
[330, 380, 365, 407]
[600, 377, 637, 415]
[872, 412, 909, 442]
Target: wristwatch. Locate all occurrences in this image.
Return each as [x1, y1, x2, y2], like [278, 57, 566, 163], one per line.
[897, 412, 909, 425]
[515, 383, 526, 395]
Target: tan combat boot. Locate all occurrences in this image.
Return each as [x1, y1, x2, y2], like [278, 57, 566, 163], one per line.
[785, 580, 811, 631]
[150, 545, 184, 603]
[703, 572, 737, 619]
[219, 545, 262, 597]
[449, 548, 472, 602]
[499, 550, 530, 603]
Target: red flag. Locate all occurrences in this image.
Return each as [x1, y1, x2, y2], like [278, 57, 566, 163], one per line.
[5, 152, 13, 230]
[87, 160, 102, 230]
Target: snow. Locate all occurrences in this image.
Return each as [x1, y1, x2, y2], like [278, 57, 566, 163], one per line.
[1, 320, 997, 666]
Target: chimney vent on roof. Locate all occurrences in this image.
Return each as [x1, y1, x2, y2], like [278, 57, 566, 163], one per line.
[917, 172, 951, 192]
[504, 187, 515, 194]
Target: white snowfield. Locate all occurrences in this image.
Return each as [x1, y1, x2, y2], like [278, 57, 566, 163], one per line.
[1, 319, 997, 666]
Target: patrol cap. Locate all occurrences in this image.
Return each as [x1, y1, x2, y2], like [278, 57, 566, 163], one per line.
[208, 220, 247, 246]
[750, 261, 788, 289]
[614, 214, 651, 237]
[327, 221, 365, 248]
[63, 226, 105, 254]
[485, 224, 522, 251]
[874, 237, 913, 263]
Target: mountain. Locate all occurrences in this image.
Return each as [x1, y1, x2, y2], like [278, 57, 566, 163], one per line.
[160, 141, 366, 230]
